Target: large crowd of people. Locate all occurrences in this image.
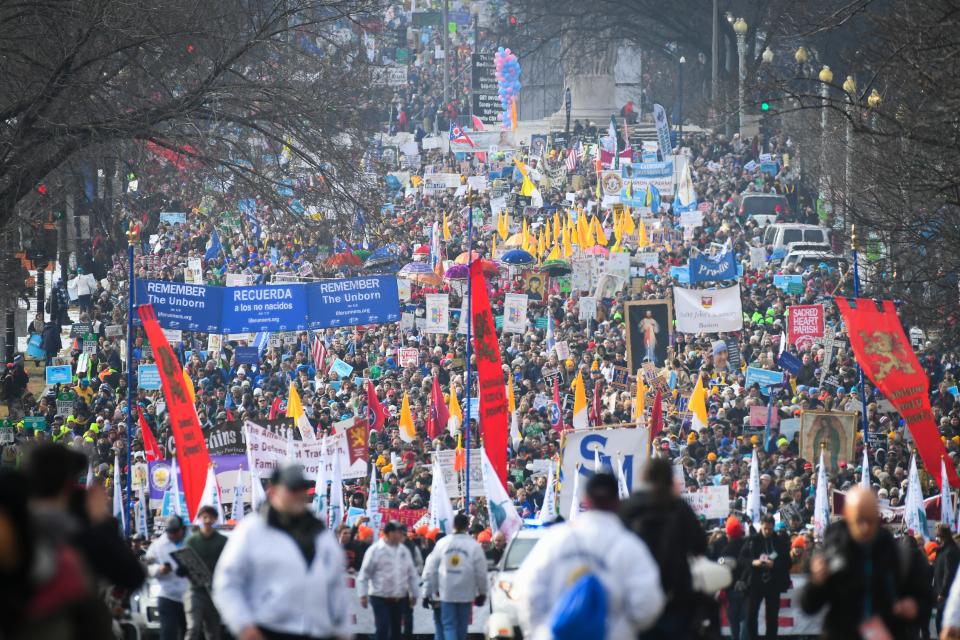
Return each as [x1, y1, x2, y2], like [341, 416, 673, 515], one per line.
[4, 2, 960, 639]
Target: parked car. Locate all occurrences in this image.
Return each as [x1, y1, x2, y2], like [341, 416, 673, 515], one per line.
[739, 193, 791, 227]
[486, 526, 548, 639]
[762, 223, 831, 258]
[780, 248, 847, 273]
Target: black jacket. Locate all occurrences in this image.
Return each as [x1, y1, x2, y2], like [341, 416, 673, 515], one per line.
[739, 530, 791, 594]
[934, 538, 960, 600]
[800, 522, 932, 640]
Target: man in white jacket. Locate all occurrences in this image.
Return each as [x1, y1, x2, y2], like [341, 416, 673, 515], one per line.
[514, 473, 665, 640]
[212, 464, 351, 640]
[356, 520, 419, 640]
[421, 512, 488, 640]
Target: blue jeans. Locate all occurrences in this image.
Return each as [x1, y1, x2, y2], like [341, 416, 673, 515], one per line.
[157, 596, 186, 640]
[370, 596, 404, 640]
[433, 605, 444, 640]
[440, 601, 471, 640]
[727, 589, 747, 640]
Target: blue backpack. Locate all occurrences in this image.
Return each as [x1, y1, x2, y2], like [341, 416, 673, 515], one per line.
[548, 572, 608, 640]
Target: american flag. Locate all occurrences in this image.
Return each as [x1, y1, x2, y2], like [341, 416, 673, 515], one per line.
[565, 148, 577, 172]
[311, 333, 327, 374]
[449, 124, 475, 147]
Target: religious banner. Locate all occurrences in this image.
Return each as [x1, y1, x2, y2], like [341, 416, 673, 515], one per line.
[425, 294, 449, 334]
[502, 293, 529, 334]
[138, 304, 211, 520]
[673, 285, 743, 334]
[470, 262, 509, 486]
[836, 298, 959, 487]
[788, 305, 825, 350]
[798, 411, 857, 473]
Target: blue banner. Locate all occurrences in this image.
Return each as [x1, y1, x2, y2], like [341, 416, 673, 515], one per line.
[45, 365, 73, 385]
[745, 367, 785, 393]
[134, 280, 223, 332]
[135, 277, 401, 334]
[689, 252, 738, 284]
[234, 347, 260, 365]
[777, 352, 803, 375]
[773, 274, 804, 294]
[669, 266, 690, 284]
[159, 211, 187, 225]
[221, 284, 309, 333]
[138, 364, 162, 390]
[306, 276, 401, 329]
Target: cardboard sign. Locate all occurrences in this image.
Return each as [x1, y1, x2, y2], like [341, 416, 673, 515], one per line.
[45, 365, 74, 385]
[105, 325, 123, 338]
[398, 347, 419, 368]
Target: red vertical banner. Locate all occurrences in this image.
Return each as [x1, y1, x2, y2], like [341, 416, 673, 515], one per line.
[835, 298, 958, 488]
[137, 305, 212, 518]
[469, 261, 509, 486]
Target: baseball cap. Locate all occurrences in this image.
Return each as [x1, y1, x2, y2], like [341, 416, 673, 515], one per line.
[270, 464, 311, 491]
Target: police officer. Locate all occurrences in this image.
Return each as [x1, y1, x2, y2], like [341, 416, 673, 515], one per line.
[421, 513, 488, 640]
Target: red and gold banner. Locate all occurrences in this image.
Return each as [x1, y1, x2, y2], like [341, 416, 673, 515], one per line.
[836, 298, 958, 488]
[469, 261, 509, 486]
[346, 419, 370, 466]
[138, 304, 212, 518]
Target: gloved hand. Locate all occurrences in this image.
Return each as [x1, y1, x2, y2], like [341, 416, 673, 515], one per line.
[422, 597, 433, 609]
[474, 594, 486, 607]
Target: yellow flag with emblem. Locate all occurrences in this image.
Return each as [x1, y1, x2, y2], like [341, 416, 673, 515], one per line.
[442, 213, 451, 241]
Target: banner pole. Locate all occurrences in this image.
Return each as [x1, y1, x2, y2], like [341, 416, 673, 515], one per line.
[464, 188, 474, 506]
[125, 223, 137, 538]
[851, 226, 870, 443]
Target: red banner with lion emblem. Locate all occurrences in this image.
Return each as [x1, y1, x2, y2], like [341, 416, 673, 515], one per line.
[138, 304, 212, 518]
[836, 298, 958, 488]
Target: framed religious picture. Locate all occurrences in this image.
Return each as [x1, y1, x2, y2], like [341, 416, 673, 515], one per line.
[799, 411, 858, 472]
[624, 299, 673, 374]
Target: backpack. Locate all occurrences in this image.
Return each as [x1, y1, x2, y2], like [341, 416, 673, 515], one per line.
[548, 572, 608, 640]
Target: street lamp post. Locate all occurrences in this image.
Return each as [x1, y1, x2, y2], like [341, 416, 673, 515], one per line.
[711, 0, 719, 104]
[842, 74, 857, 240]
[733, 18, 748, 137]
[678, 56, 686, 137]
[818, 65, 833, 224]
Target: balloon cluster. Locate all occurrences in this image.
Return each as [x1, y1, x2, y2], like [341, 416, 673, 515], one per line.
[495, 47, 521, 129]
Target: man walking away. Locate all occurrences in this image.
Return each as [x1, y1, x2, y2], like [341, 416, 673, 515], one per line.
[146, 515, 190, 640]
[213, 464, 351, 640]
[421, 513, 488, 640]
[741, 515, 790, 640]
[181, 505, 227, 640]
[515, 473, 665, 639]
[357, 520, 419, 640]
[801, 487, 931, 640]
[935, 524, 960, 634]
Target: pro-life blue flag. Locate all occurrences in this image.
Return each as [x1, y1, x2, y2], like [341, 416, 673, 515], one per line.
[204, 230, 222, 262]
[689, 251, 737, 284]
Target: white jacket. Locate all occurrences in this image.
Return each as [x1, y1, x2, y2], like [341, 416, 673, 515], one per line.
[356, 539, 419, 599]
[421, 532, 488, 604]
[514, 511, 665, 640]
[212, 513, 350, 638]
[144, 534, 189, 602]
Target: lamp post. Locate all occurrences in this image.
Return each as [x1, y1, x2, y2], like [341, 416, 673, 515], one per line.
[733, 18, 748, 137]
[678, 56, 686, 137]
[711, 0, 719, 104]
[842, 74, 857, 240]
[818, 65, 833, 225]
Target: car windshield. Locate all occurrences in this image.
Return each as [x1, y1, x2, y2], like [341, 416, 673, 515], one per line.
[804, 229, 825, 243]
[742, 196, 788, 217]
[503, 537, 540, 571]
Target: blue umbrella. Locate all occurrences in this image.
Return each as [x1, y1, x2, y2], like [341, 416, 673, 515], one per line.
[500, 249, 535, 265]
[365, 244, 399, 267]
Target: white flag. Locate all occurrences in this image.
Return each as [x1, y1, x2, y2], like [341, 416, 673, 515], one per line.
[510, 411, 522, 452]
[113, 454, 125, 531]
[429, 457, 456, 534]
[905, 453, 928, 540]
[313, 439, 329, 522]
[481, 447, 523, 539]
[813, 449, 830, 539]
[136, 486, 149, 537]
[616, 453, 630, 500]
[328, 447, 345, 529]
[233, 464, 246, 523]
[86, 462, 94, 488]
[942, 457, 955, 533]
[568, 464, 582, 522]
[860, 447, 871, 491]
[746, 450, 761, 529]
[168, 456, 183, 517]
[197, 465, 225, 525]
[366, 464, 382, 539]
[538, 461, 558, 523]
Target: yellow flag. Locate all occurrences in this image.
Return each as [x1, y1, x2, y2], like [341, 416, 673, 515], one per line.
[613, 210, 623, 243]
[562, 224, 573, 258]
[593, 216, 607, 246]
[622, 206, 636, 235]
[584, 215, 596, 247]
[286, 382, 304, 418]
[634, 372, 646, 423]
[545, 218, 552, 247]
[498, 211, 509, 241]
[537, 228, 546, 257]
[514, 159, 537, 198]
[442, 213, 451, 241]
[572, 371, 589, 429]
[553, 212, 561, 243]
[507, 378, 516, 413]
[182, 368, 195, 404]
[399, 392, 416, 443]
[449, 387, 462, 422]
[522, 218, 532, 252]
[638, 221, 648, 248]
[689, 374, 709, 432]
[546, 243, 561, 261]
[492, 233, 497, 256]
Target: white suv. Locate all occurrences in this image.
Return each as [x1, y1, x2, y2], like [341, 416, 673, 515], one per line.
[486, 527, 548, 639]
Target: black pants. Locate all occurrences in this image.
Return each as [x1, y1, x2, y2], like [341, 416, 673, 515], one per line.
[746, 590, 780, 640]
[157, 596, 186, 640]
[371, 595, 404, 640]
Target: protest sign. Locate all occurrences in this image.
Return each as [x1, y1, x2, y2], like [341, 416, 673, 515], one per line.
[244, 421, 366, 480]
[750, 404, 780, 428]
[45, 365, 73, 385]
[432, 448, 484, 498]
[398, 347, 419, 368]
[682, 485, 730, 520]
[425, 294, 449, 333]
[138, 364, 162, 390]
[559, 428, 649, 519]
[502, 293, 528, 334]
[578, 296, 597, 322]
[673, 285, 743, 333]
[745, 367, 785, 393]
[787, 305, 824, 350]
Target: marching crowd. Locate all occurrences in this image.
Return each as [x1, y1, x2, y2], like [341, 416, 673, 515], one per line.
[5, 1, 960, 639]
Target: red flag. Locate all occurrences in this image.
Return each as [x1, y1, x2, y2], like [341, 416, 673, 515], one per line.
[550, 377, 564, 433]
[590, 381, 602, 426]
[268, 397, 286, 421]
[137, 304, 211, 520]
[650, 390, 664, 440]
[454, 434, 466, 472]
[138, 406, 164, 462]
[427, 376, 451, 440]
[366, 380, 386, 432]
[835, 298, 959, 488]
[345, 419, 370, 465]
[469, 261, 509, 486]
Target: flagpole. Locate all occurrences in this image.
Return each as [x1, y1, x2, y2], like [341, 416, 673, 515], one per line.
[124, 222, 137, 538]
[850, 226, 870, 442]
[464, 187, 474, 506]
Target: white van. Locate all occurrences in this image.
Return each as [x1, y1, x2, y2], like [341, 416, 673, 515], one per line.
[762, 224, 831, 259]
